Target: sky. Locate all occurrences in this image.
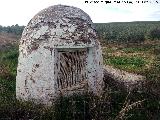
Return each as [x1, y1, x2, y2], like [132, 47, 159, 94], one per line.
[0, 0, 160, 26]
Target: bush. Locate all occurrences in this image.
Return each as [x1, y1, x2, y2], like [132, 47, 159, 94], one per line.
[150, 28, 160, 40]
[118, 31, 145, 43]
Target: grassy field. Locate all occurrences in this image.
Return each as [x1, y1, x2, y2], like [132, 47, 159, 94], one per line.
[102, 40, 160, 78]
[0, 22, 160, 119]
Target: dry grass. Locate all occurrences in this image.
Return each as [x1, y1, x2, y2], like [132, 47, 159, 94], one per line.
[102, 41, 159, 75]
[115, 99, 145, 120]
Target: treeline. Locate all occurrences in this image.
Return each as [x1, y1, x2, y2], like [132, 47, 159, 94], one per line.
[94, 21, 160, 43]
[0, 24, 25, 36]
[1, 21, 160, 43]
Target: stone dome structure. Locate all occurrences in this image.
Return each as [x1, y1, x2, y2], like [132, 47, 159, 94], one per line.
[16, 5, 103, 104]
[21, 5, 98, 54]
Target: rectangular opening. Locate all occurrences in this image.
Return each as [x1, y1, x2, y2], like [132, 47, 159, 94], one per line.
[56, 49, 87, 89]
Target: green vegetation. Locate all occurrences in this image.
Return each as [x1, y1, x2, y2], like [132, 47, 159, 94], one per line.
[121, 47, 149, 53]
[0, 24, 24, 36]
[0, 46, 18, 80]
[0, 22, 160, 119]
[150, 28, 160, 40]
[102, 40, 160, 78]
[94, 21, 160, 43]
[105, 56, 147, 72]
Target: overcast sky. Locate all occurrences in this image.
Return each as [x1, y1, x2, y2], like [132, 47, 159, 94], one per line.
[0, 0, 160, 26]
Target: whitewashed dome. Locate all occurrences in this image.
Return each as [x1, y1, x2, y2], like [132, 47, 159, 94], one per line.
[21, 5, 98, 54]
[16, 5, 103, 104]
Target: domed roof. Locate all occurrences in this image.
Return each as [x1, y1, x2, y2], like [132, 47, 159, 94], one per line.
[31, 4, 93, 24]
[21, 5, 98, 52]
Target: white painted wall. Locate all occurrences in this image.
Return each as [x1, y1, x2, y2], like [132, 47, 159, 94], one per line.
[16, 5, 103, 104]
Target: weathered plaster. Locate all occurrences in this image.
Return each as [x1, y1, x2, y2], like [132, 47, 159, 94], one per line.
[16, 5, 103, 104]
